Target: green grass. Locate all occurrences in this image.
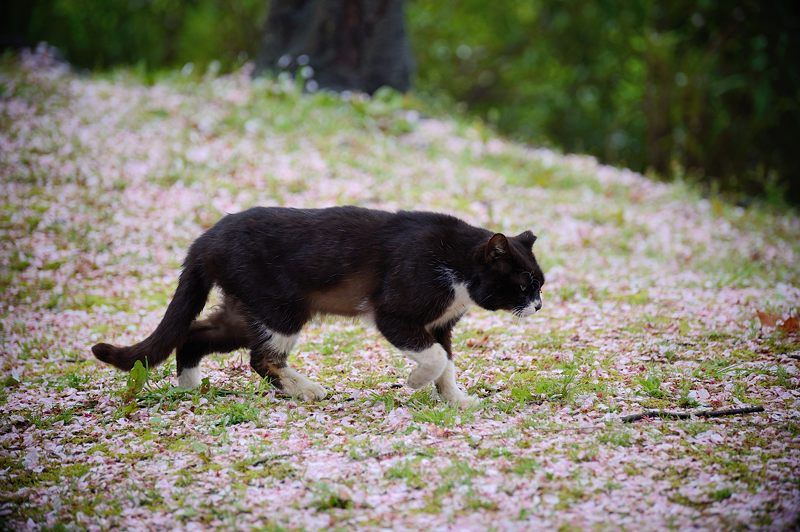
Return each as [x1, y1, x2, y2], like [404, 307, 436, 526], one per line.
[598, 426, 634, 447]
[711, 486, 734, 502]
[3, 463, 91, 491]
[208, 400, 261, 426]
[411, 402, 475, 427]
[308, 483, 353, 511]
[420, 460, 483, 514]
[367, 390, 398, 413]
[637, 372, 666, 399]
[509, 457, 540, 475]
[511, 369, 579, 404]
[385, 459, 426, 489]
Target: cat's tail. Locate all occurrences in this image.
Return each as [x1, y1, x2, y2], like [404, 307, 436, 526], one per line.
[91, 249, 212, 371]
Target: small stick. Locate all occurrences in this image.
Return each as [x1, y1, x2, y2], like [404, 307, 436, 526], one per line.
[527, 426, 603, 433]
[620, 406, 764, 423]
[252, 453, 293, 466]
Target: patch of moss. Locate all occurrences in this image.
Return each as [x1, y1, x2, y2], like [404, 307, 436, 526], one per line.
[5, 463, 91, 491]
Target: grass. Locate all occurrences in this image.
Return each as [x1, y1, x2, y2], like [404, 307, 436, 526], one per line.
[637, 372, 665, 399]
[408, 390, 480, 427]
[420, 460, 483, 514]
[510, 369, 579, 404]
[3, 463, 92, 491]
[367, 390, 398, 412]
[598, 426, 634, 447]
[385, 459, 426, 489]
[309, 484, 353, 511]
[711, 487, 734, 502]
[509, 457, 540, 475]
[208, 400, 261, 427]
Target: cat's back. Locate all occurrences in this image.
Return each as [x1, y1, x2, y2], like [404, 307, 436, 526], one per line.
[377, 209, 483, 249]
[207, 205, 479, 255]
[208, 205, 391, 240]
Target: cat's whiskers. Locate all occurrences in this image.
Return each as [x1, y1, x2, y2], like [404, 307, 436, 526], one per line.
[478, 292, 493, 306]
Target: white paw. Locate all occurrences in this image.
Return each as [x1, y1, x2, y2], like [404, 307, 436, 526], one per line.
[279, 368, 328, 400]
[295, 380, 328, 401]
[432, 361, 477, 409]
[442, 391, 481, 409]
[405, 345, 448, 389]
[407, 365, 440, 389]
[178, 367, 201, 389]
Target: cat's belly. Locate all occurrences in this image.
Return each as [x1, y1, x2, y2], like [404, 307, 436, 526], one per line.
[307, 273, 377, 317]
[307, 278, 474, 330]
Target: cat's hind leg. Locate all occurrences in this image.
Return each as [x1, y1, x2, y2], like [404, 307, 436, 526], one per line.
[245, 307, 327, 401]
[176, 298, 250, 388]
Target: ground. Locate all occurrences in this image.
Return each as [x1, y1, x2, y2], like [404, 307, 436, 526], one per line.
[1, 51, 799, 530]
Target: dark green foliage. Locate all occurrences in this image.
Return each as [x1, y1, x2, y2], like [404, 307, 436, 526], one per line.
[408, 0, 800, 205]
[5, 0, 267, 71]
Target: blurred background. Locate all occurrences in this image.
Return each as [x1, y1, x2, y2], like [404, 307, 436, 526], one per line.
[2, 0, 798, 206]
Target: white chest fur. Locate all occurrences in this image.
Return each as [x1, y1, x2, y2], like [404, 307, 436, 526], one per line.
[427, 283, 475, 330]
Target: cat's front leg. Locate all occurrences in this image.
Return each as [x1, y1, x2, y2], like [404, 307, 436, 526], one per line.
[435, 361, 480, 409]
[431, 326, 480, 409]
[405, 344, 449, 389]
[271, 365, 328, 400]
[375, 314, 448, 389]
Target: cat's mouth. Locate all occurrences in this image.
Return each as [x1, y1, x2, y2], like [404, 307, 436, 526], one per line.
[513, 297, 542, 317]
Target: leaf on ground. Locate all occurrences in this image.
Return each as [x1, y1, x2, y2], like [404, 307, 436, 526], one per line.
[466, 335, 490, 348]
[757, 311, 780, 328]
[757, 311, 799, 333]
[121, 360, 148, 403]
[780, 316, 799, 334]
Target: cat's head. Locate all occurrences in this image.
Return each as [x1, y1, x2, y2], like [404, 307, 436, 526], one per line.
[469, 230, 545, 316]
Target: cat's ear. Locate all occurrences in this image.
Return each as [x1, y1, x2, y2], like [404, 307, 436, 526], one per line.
[486, 233, 509, 261]
[516, 230, 537, 249]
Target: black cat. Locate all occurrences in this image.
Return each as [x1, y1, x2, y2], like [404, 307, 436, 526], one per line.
[92, 206, 545, 407]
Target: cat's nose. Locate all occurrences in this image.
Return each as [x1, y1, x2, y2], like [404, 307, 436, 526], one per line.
[533, 298, 542, 311]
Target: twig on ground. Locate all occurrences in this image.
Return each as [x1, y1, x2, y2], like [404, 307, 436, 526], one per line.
[252, 454, 293, 466]
[620, 406, 764, 423]
[527, 426, 603, 433]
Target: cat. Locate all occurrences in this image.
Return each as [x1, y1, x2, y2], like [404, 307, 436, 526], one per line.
[92, 206, 545, 408]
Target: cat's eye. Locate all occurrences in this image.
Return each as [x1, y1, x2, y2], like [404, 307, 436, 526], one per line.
[519, 284, 527, 292]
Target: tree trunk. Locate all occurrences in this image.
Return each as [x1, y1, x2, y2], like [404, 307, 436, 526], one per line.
[257, 0, 412, 94]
